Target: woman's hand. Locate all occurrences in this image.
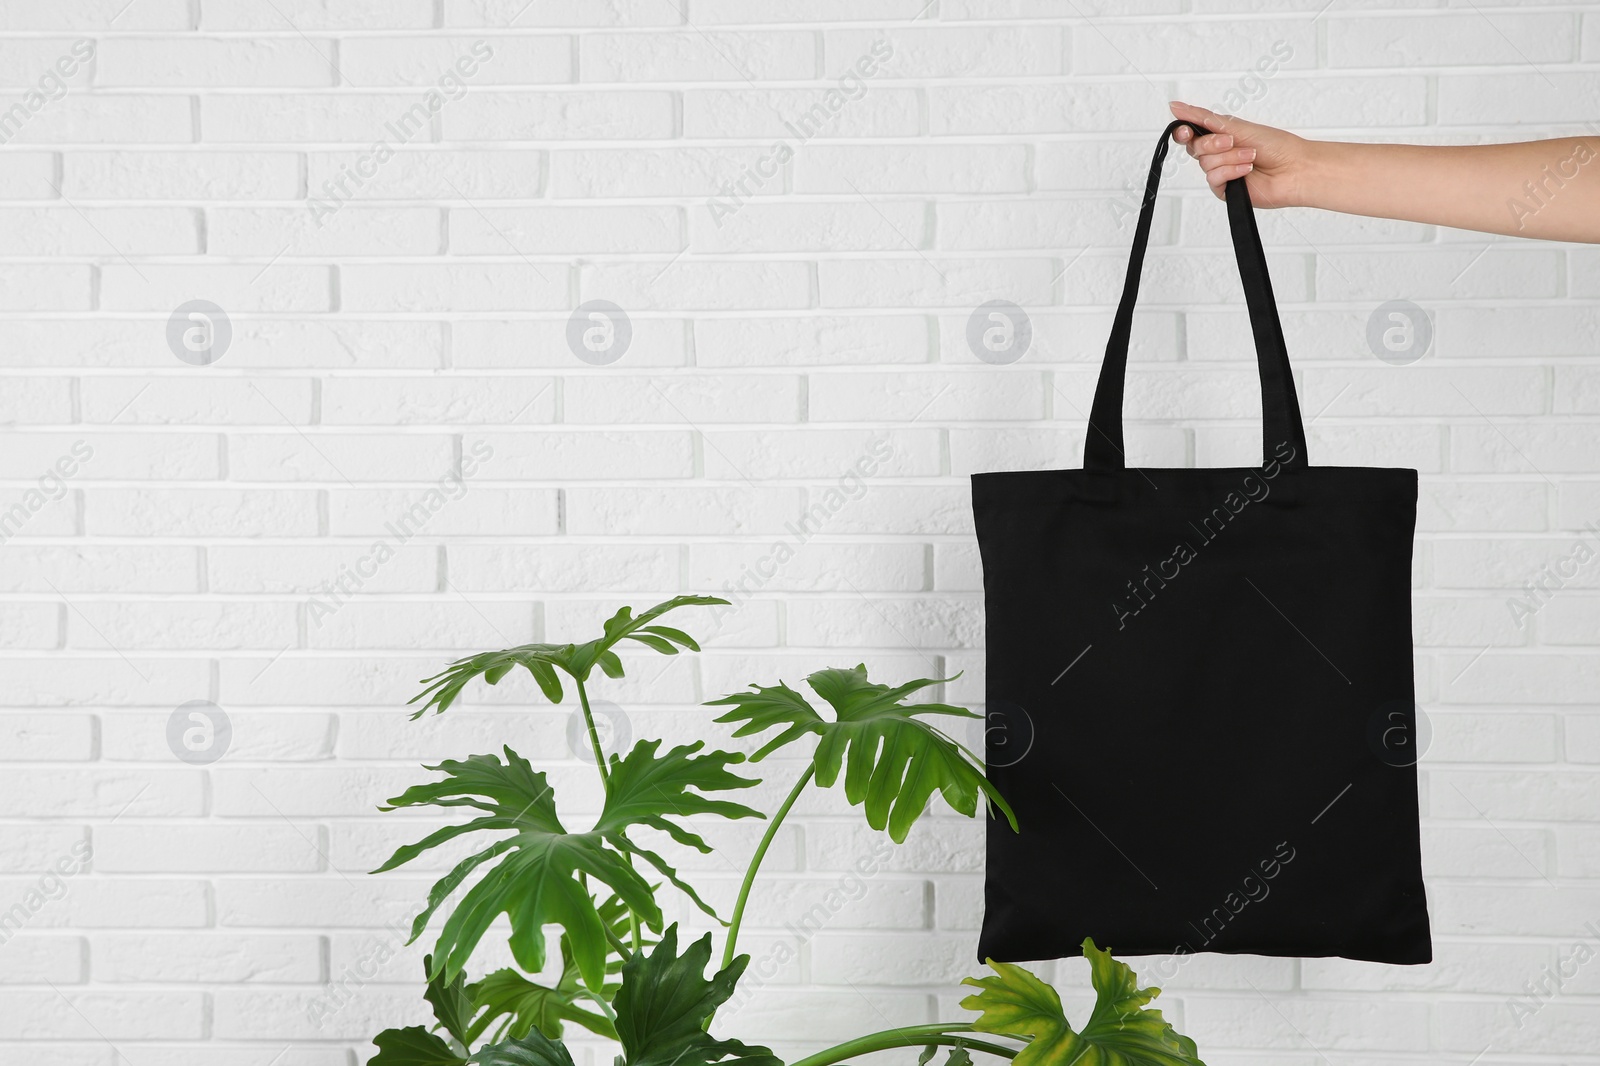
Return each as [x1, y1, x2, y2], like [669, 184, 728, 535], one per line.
[1168, 100, 1312, 209]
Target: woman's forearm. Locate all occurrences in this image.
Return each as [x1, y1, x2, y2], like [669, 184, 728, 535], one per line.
[1297, 136, 1600, 242]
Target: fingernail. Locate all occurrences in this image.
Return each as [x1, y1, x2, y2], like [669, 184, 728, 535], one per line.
[1243, 148, 1257, 160]
[1243, 163, 1254, 172]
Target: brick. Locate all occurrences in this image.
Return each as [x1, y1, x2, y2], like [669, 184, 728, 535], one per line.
[581, 31, 814, 81]
[1075, 20, 1313, 75]
[342, 35, 573, 84]
[0, 207, 199, 255]
[341, 264, 568, 312]
[470, 429, 693, 479]
[100, 711, 334, 761]
[0, 992, 204, 1040]
[820, 257, 1056, 308]
[0, 936, 83, 983]
[694, 200, 927, 254]
[445, 91, 675, 140]
[321, 375, 556, 425]
[0, 546, 198, 593]
[201, 0, 431, 28]
[449, 544, 677, 592]
[684, 88, 921, 139]
[581, 260, 811, 311]
[85, 488, 319, 536]
[307, 148, 542, 199]
[795, 144, 1029, 194]
[454, 318, 688, 368]
[67, 601, 296, 651]
[307, 600, 530, 650]
[566, 486, 802, 536]
[811, 370, 1043, 422]
[66, 150, 300, 199]
[551, 146, 784, 199]
[0, 96, 192, 144]
[0, 713, 93, 760]
[449, 205, 681, 254]
[228, 432, 453, 482]
[96, 37, 336, 87]
[92, 932, 321, 983]
[697, 315, 928, 368]
[0, 265, 90, 311]
[0, 1, 189, 28]
[209, 206, 442, 256]
[565, 373, 801, 425]
[208, 544, 437, 593]
[99, 264, 332, 313]
[94, 825, 324, 873]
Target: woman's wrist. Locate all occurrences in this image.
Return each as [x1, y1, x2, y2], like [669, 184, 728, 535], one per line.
[1286, 135, 1330, 210]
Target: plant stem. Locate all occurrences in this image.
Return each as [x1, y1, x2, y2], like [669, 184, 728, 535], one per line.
[787, 1024, 1017, 1066]
[576, 676, 610, 791]
[602, 919, 633, 961]
[721, 763, 814, 972]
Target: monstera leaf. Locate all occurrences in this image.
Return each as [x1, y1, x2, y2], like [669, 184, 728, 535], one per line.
[369, 1026, 468, 1066]
[960, 939, 1205, 1066]
[411, 596, 727, 717]
[596, 738, 764, 921]
[374, 747, 661, 989]
[468, 1029, 577, 1066]
[612, 925, 781, 1066]
[707, 664, 1017, 842]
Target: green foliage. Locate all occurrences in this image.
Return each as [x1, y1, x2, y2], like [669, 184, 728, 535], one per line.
[708, 664, 1018, 842]
[598, 738, 765, 921]
[611, 925, 781, 1066]
[469, 1030, 577, 1066]
[369, 597, 1204, 1066]
[369, 1026, 466, 1066]
[410, 596, 727, 717]
[375, 746, 660, 988]
[960, 938, 1206, 1066]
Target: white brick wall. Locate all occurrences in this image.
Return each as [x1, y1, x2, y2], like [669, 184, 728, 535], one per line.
[0, 2, 1596, 1064]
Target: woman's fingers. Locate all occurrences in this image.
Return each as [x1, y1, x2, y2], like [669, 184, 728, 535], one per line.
[1185, 132, 1235, 159]
[1203, 160, 1255, 190]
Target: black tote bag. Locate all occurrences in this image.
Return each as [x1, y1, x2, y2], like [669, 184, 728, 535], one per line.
[973, 120, 1432, 966]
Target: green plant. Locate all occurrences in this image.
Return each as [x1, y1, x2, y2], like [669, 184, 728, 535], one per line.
[368, 596, 1205, 1066]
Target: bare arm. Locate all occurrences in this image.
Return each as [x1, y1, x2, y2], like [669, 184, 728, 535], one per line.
[1168, 100, 1600, 244]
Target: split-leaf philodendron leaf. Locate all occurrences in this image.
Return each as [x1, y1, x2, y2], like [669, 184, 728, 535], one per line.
[374, 747, 661, 989]
[467, 1029, 577, 1066]
[960, 938, 1206, 1066]
[612, 925, 781, 1066]
[369, 1026, 468, 1066]
[707, 664, 1017, 842]
[376, 739, 761, 988]
[410, 595, 727, 717]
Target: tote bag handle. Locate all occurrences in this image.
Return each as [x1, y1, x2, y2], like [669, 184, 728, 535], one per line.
[1084, 119, 1309, 472]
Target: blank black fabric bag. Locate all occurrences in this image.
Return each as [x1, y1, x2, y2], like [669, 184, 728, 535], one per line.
[973, 120, 1432, 966]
